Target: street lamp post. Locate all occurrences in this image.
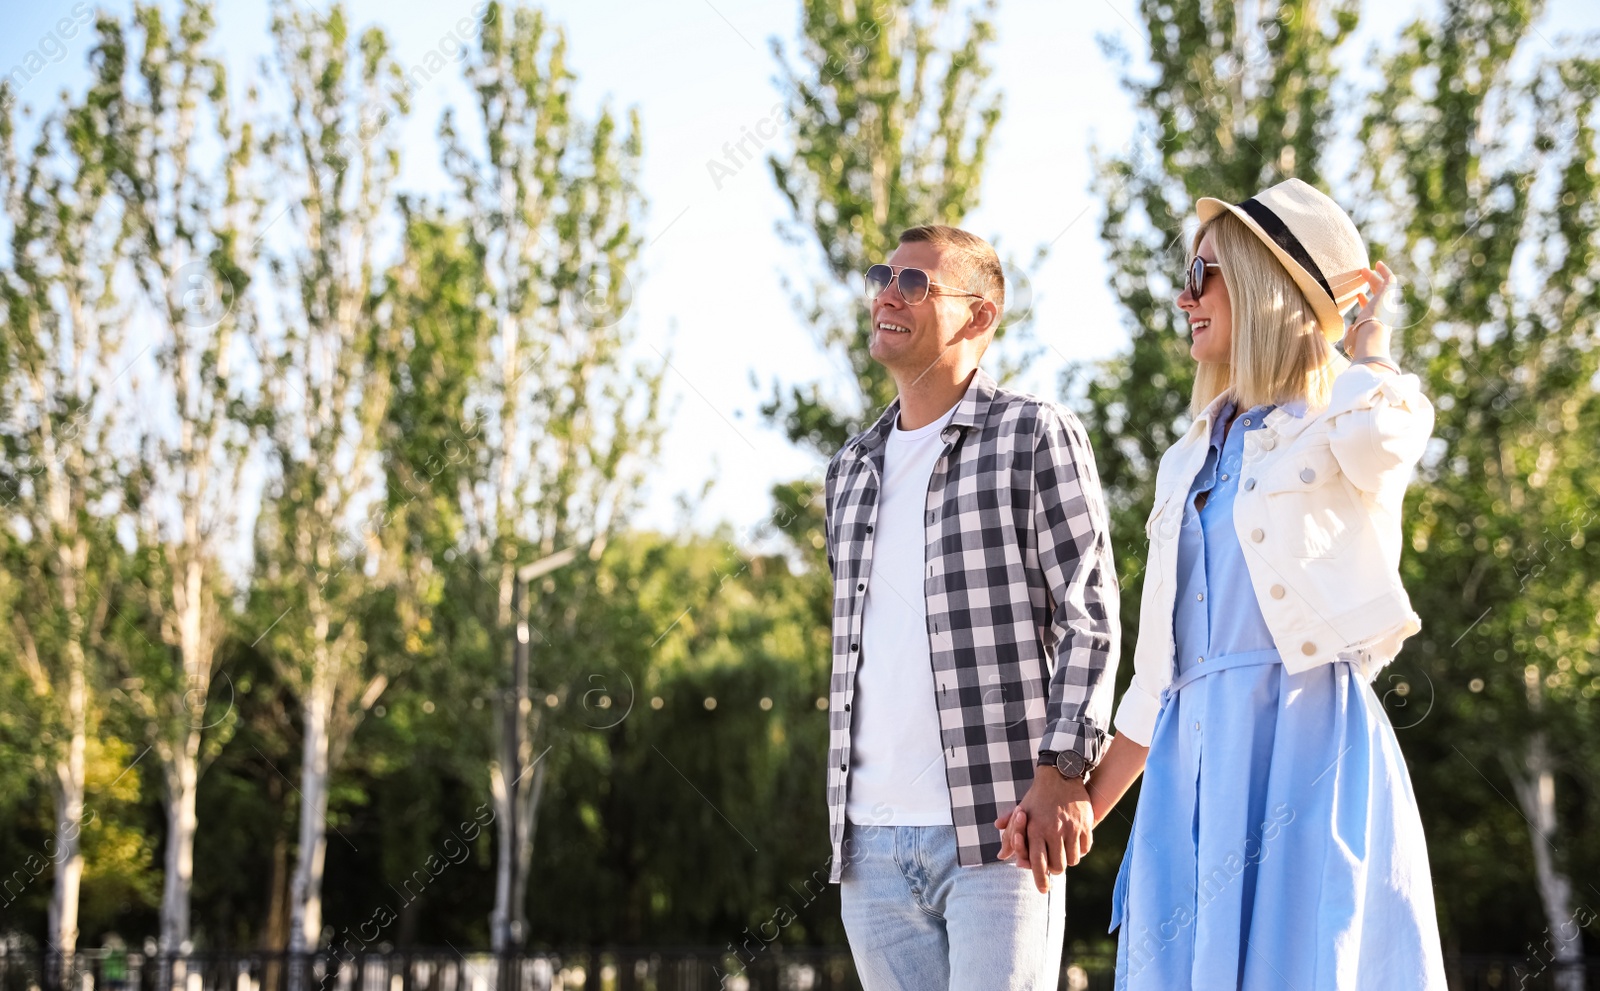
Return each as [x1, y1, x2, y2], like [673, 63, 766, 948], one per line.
[492, 544, 585, 972]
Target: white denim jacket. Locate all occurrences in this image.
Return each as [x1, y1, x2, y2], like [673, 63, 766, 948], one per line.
[1113, 364, 1436, 746]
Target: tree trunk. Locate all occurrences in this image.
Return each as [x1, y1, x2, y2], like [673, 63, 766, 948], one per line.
[159, 731, 200, 991]
[488, 754, 514, 956]
[288, 661, 334, 988]
[1507, 666, 1584, 991]
[263, 771, 291, 991]
[489, 541, 517, 955]
[511, 756, 547, 934]
[47, 637, 88, 963]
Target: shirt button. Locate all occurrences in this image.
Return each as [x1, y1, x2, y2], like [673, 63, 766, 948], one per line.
[1244, 478, 1256, 490]
[844, 703, 851, 712]
[1242, 418, 1251, 426]
[1270, 585, 1286, 599]
[1220, 473, 1229, 481]
[1301, 642, 1317, 656]
[865, 525, 873, 533]
[1251, 528, 1265, 542]
[840, 763, 847, 771]
[1197, 656, 1205, 664]
[857, 583, 865, 591]
[1196, 592, 1204, 601]
[850, 643, 859, 651]
[1193, 721, 1201, 730]
[1301, 467, 1316, 483]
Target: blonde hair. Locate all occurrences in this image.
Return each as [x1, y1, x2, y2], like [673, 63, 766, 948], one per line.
[1188, 211, 1346, 417]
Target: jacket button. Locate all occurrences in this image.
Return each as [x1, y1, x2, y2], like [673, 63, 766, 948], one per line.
[1300, 467, 1316, 483]
[1270, 585, 1285, 599]
[1250, 528, 1265, 542]
[1244, 478, 1256, 490]
[1301, 642, 1316, 656]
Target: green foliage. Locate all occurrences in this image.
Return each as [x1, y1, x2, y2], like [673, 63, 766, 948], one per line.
[764, 0, 1009, 456]
[523, 530, 837, 945]
[1078, 0, 1600, 957]
[1354, 0, 1600, 950]
[2, 0, 1595, 962]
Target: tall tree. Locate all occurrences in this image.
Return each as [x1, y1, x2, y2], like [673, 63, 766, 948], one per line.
[1079, 0, 1355, 564]
[763, 0, 1012, 457]
[251, 0, 408, 966]
[521, 528, 835, 948]
[1070, 0, 1359, 938]
[1356, 2, 1600, 982]
[0, 61, 130, 959]
[435, 1, 664, 949]
[90, 0, 260, 967]
[371, 199, 498, 933]
[1080, 0, 1600, 969]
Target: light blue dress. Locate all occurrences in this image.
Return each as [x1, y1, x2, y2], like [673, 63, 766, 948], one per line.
[1110, 399, 1447, 990]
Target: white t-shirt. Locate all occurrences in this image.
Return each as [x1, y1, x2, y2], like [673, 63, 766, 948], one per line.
[844, 400, 960, 826]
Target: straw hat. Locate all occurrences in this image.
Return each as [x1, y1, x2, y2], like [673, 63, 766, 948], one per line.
[1196, 178, 1370, 341]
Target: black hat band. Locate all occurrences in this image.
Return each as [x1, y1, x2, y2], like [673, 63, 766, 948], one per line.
[1236, 197, 1335, 304]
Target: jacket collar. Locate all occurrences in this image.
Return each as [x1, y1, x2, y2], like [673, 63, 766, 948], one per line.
[844, 365, 997, 466]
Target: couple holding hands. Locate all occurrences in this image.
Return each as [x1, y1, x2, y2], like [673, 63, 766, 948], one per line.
[822, 179, 1448, 990]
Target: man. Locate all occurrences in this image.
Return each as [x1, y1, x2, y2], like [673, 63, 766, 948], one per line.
[822, 224, 1121, 990]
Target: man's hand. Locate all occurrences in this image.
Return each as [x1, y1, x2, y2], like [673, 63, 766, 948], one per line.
[994, 766, 1093, 893]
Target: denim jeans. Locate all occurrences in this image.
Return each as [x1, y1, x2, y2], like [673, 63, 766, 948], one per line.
[839, 820, 1066, 991]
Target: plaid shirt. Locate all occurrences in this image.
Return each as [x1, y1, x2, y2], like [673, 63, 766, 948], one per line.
[822, 366, 1120, 882]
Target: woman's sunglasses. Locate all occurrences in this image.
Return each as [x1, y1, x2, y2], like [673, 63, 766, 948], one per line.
[865, 264, 988, 306]
[1186, 256, 1224, 300]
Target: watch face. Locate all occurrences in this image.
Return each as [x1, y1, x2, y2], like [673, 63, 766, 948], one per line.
[1056, 751, 1086, 778]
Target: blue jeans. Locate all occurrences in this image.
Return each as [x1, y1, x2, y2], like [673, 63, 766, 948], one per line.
[839, 821, 1066, 991]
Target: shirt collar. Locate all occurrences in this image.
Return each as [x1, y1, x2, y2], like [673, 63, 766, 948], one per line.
[845, 365, 997, 463]
[1204, 398, 1236, 448]
[1192, 391, 1308, 442]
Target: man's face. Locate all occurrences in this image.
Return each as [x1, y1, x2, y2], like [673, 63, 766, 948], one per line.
[867, 242, 983, 375]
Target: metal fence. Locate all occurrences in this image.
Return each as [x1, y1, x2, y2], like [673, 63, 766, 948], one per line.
[0, 948, 1593, 991]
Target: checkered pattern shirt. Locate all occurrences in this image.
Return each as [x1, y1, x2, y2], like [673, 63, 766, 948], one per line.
[823, 366, 1120, 882]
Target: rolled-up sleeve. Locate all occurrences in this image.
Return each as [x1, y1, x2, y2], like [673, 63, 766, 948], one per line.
[1326, 364, 1435, 494]
[1031, 406, 1121, 767]
[1112, 675, 1162, 747]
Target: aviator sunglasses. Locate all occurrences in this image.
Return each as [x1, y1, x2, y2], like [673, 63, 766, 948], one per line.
[865, 264, 989, 306]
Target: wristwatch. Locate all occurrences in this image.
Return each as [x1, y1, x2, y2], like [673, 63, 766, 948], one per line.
[1037, 750, 1090, 784]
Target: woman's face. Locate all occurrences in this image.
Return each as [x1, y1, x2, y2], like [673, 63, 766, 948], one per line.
[1177, 230, 1233, 365]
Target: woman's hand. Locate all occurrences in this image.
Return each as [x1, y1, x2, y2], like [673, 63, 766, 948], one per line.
[995, 736, 1150, 882]
[993, 769, 1093, 893]
[1342, 260, 1397, 362]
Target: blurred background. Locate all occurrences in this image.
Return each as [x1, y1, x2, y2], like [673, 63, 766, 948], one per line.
[1, 0, 1598, 987]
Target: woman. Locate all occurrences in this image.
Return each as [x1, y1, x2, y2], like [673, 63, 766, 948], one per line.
[1002, 178, 1447, 988]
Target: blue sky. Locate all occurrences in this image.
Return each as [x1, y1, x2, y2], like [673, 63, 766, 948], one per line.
[6, 0, 1598, 549]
